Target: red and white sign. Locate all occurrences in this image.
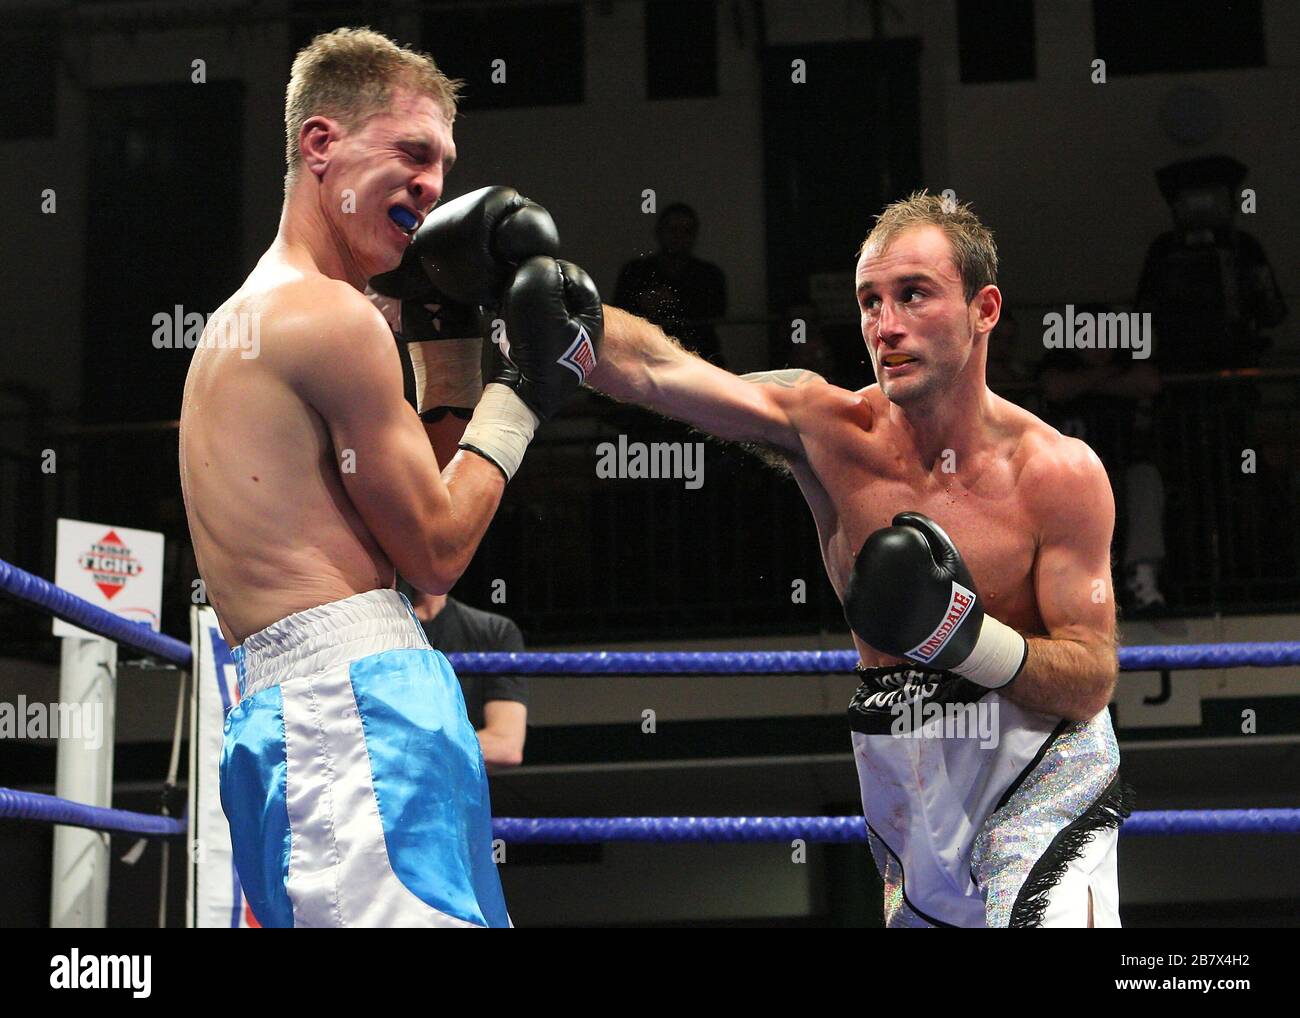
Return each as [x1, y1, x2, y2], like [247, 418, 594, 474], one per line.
[54, 519, 164, 639]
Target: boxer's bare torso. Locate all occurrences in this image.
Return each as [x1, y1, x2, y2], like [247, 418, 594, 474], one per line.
[179, 251, 394, 644]
[781, 381, 1099, 668]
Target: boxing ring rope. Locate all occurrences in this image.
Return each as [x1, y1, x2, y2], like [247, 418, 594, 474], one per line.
[0, 557, 193, 925]
[448, 644, 1300, 674]
[7, 551, 1300, 676]
[0, 558, 192, 665]
[0, 786, 186, 838]
[491, 810, 1300, 843]
[1, 554, 1298, 924]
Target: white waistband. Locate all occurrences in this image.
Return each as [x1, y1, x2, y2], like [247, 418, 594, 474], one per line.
[234, 588, 429, 697]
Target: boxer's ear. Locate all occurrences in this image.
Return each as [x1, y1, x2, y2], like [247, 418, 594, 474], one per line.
[299, 115, 340, 178]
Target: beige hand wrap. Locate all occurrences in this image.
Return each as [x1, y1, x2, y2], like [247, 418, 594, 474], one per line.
[458, 383, 540, 481]
[367, 289, 484, 415]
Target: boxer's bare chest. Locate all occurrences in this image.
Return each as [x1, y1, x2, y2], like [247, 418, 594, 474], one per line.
[794, 391, 1047, 639]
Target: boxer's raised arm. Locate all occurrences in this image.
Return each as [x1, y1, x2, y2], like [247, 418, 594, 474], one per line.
[286, 289, 505, 594]
[588, 305, 816, 457]
[1009, 440, 1120, 720]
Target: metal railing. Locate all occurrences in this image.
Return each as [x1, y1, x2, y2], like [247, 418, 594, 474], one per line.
[2, 370, 1297, 647]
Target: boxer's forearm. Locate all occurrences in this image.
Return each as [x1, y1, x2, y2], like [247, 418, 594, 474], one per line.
[586, 304, 687, 404]
[425, 415, 468, 469]
[1004, 636, 1118, 721]
[588, 305, 801, 451]
[412, 451, 506, 593]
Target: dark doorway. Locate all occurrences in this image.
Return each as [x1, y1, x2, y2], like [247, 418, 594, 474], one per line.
[761, 39, 921, 382]
[83, 82, 245, 424]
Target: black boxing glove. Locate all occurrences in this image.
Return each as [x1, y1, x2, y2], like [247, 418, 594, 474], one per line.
[369, 185, 557, 420]
[373, 185, 559, 308]
[498, 256, 602, 420]
[458, 257, 602, 480]
[843, 512, 1027, 689]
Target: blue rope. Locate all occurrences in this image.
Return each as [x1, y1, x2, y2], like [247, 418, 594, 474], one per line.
[3, 569, 1295, 849]
[3, 785, 1294, 842]
[0, 787, 185, 837]
[449, 642, 1300, 675]
[1122, 808, 1300, 836]
[0, 558, 191, 666]
[448, 650, 860, 675]
[1119, 642, 1300, 670]
[4, 556, 1298, 675]
[491, 809, 1300, 843]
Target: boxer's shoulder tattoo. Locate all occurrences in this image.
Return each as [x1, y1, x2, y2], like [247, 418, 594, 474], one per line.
[733, 370, 822, 473]
[739, 368, 826, 388]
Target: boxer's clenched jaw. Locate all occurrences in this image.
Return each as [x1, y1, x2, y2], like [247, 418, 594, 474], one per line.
[298, 89, 456, 282]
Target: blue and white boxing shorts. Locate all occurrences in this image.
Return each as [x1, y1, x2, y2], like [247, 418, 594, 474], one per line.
[219, 588, 510, 928]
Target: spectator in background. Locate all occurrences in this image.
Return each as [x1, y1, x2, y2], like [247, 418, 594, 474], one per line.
[1136, 155, 1286, 373]
[400, 580, 528, 769]
[1037, 304, 1167, 611]
[1135, 158, 1286, 606]
[614, 203, 727, 366]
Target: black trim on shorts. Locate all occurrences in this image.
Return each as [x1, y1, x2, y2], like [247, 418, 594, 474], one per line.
[863, 821, 960, 929]
[967, 718, 1071, 891]
[1006, 773, 1136, 928]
